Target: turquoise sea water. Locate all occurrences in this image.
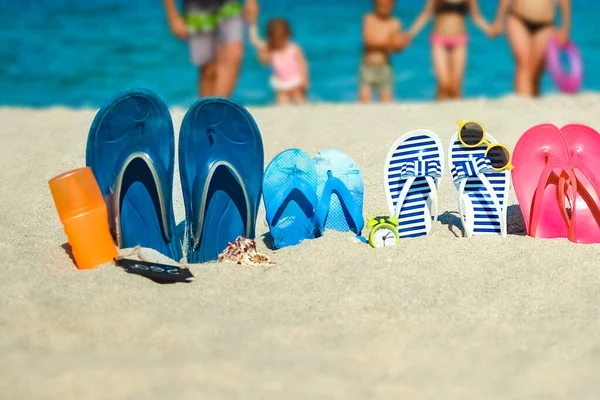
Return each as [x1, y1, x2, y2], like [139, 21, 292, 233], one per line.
[0, 0, 598, 108]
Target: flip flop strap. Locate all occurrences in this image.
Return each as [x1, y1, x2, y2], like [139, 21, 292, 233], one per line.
[191, 161, 251, 249]
[393, 160, 441, 219]
[265, 175, 319, 226]
[556, 168, 578, 241]
[456, 172, 505, 237]
[427, 176, 440, 222]
[452, 155, 500, 237]
[479, 172, 507, 236]
[529, 154, 568, 237]
[568, 155, 600, 204]
[315, 176, 364, 235]
[457, 178, 470, 236]
[566, 155, 600, 233]
[111, 148, 172, 246]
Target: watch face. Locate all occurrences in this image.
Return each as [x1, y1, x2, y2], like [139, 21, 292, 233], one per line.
[372, 226, 397, 247]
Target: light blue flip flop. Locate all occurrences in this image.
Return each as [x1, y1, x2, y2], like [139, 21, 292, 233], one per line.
[263, 149, 319, 249]
[85, 88, 182, 261]
[314, 149, 365, 235]
[179, 98, 264, 263]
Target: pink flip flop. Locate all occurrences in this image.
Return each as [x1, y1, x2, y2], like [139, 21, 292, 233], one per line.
[558, 124, 600, 243]
[513, 124, 572, 238]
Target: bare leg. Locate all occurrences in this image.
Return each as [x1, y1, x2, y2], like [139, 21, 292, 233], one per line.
[214, 41, 244, 97]
[276, 91, 291, 105]
[507, 16, 534, 96]
[199, 63, 218, 97]
[531, 28, 554, 96]
[359, 85, 372, 103]
[432, 44, 452, 100]
[448, 45, 467, 98]
[380, 87, 393, 103]
[291, 87, 306, 105]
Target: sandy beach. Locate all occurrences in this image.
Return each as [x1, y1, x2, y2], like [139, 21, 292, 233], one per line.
[2, 94, 600, 399]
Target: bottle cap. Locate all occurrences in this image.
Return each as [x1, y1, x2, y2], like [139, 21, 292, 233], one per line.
[48, 167, 105, 221]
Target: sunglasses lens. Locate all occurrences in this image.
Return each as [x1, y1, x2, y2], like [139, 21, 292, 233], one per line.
[487, 145, 510, 169]
[460, 122, 484, 146]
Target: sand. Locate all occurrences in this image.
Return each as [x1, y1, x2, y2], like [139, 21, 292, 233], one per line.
[1, 94, 600, 399]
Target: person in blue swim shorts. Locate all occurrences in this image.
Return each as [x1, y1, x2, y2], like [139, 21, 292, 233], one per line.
[163, 0, 259, 97]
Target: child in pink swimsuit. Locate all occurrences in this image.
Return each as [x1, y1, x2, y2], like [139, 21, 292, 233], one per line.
[249, 19, 308, 105]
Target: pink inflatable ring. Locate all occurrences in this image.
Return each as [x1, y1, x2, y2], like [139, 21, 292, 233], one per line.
[546, 38, 583, 94]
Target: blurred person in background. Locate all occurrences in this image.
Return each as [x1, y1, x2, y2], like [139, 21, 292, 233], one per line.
[408, 0, 495, 100]
[249, 18, 309, 105]
[491, 0, 571, 96]
[360, 0, 411, 103]
[163, 0, 259, 97]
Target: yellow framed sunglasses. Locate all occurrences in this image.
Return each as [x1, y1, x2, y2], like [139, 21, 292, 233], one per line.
[457, 120, 514, 171]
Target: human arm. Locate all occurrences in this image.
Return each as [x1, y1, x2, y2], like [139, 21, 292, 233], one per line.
[245, 0, 259, 24]
[248, 24, 270, 64]
[407, 0, 435, 38]
[469, 0, 493, 37]
[163, 0, 188, 39]
[491, 0, 512, 35]
[556, 0, 571, 46]
[389, 20, 411, 52]
[295, 46, 309, 89]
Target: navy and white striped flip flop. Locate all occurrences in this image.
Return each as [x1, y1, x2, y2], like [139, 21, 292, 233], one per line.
[384, 130, 444, 238]
[448, 132, 511, 237]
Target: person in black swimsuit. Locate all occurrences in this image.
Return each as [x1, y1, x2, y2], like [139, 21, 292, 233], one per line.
[509, 11, 553, 35]
[408, 0, 495, 100]
[491, 0, 571, 96]
[437, 1, 469, 17]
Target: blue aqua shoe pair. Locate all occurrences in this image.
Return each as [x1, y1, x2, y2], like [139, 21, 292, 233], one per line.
[86, 89, 264, 263]
[263, 149, 365, 249]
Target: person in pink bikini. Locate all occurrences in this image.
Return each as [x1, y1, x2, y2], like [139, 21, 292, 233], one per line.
[408, 0, 495, 100]
[249, 19, 308, 105]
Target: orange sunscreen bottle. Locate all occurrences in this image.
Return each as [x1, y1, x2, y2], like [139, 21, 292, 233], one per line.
[49, 167, 118, 269]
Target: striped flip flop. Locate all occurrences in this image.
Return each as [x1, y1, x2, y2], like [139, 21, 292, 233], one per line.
[448, 132, 511, 237]
[384, 130, 444, 238]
